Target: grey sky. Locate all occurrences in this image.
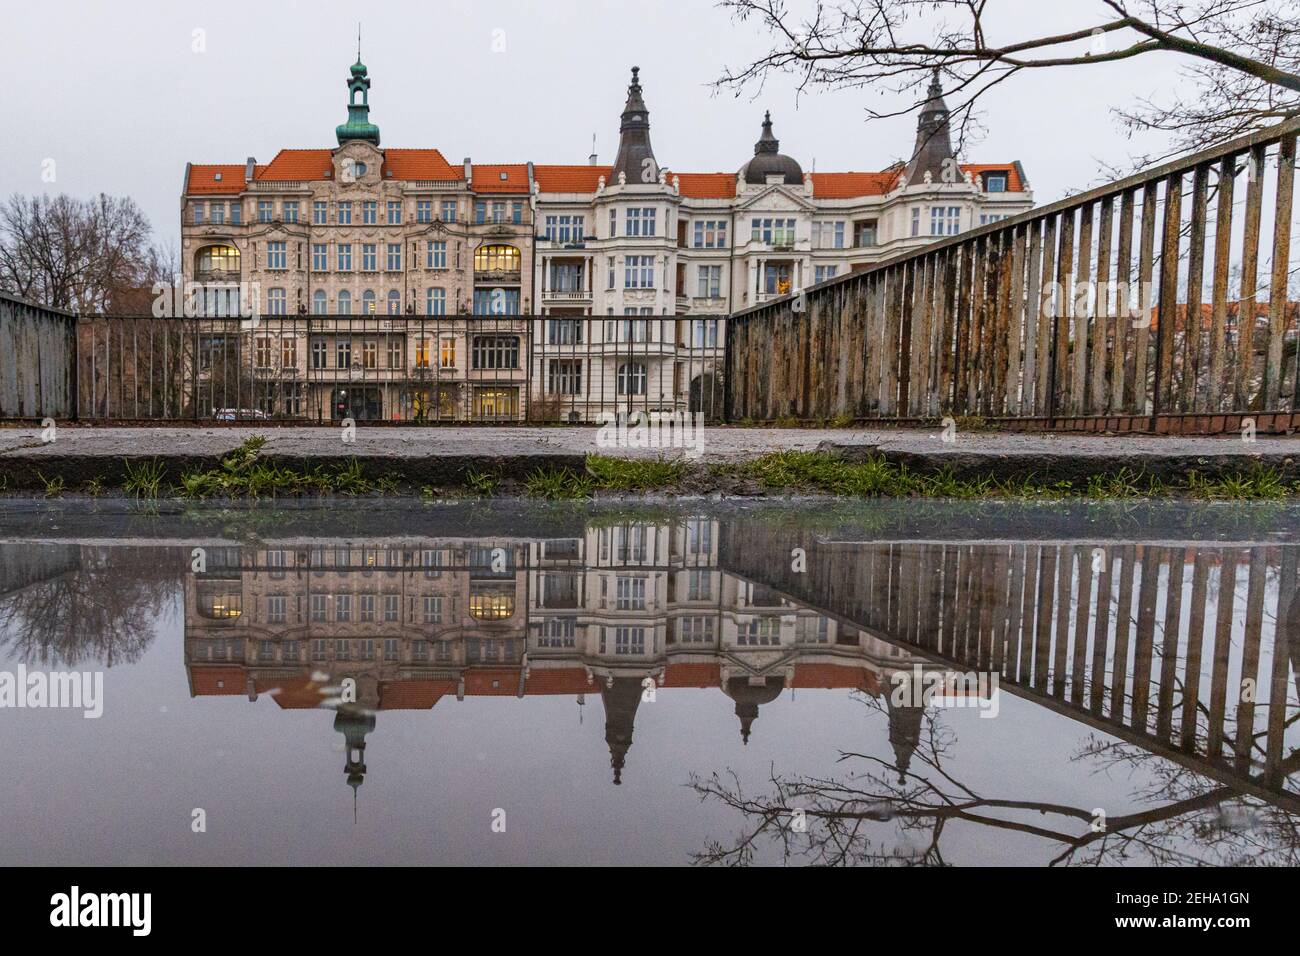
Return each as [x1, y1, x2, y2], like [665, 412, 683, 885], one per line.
[5, 0, 1190, 250]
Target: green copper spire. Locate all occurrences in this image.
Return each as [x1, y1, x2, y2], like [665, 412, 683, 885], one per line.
[336, 31, 380, 146]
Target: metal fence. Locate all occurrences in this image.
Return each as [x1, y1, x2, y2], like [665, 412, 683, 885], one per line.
[75, 314, 727, 424]
[727, 116, 1300, 431]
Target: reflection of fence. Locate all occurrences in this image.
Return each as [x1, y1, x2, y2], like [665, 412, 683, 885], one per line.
[0, 292, 75, 419]
[72, 315, 727, 423]
[728, 117, 1300, 432]
[722, 524, 1300, 808]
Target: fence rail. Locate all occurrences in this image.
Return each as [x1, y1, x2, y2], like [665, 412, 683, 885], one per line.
[727, 116, 1300, 428]
[0, 292, 76, 419]
[74, 314, 726, 424]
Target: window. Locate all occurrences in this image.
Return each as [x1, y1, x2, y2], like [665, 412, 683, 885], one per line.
[415, 200, 432, 223]
[360, 594, 375, 622]
[614, 626, 646, 655]
[472, 335, 520, 370]
[696, 264, 722, 298]
[422, 596, 443, 624]
[361, 289, 376, 314]
[282, 336, 297, 369]
[337, 243, 352, 271]
[229, 203, 241, 224]
[266, 288, 286, 315]
[362, 200, 377, 224]
[440, 337, 456, 368]
[335, 594, 352, 622]
[336, 340, 352, 368]
[616, 576, 647, 610]
[426, 287, 446, 315]
[441, 200, 457, 222]
[548, 359, 582, 395]
[313, 201, 328, 225]
[386, 243, 401, 271]
[815, 265, 839, 284]
[930, 206, 961, 236]
[311, 243, 328, 271]
[258, 200, 273, 223]
[362, 340, 378, 369]
[979, 213, 1010, 225]
[282, 201, 299, 223]
[854, 220, 878, 247]
[546, 319, 583, 345]
[624, 255, 654, 289]
[606, 319, 649, 344]
[473, 244, 520, 273]
[337, 289, 351, 315]
[427, 240, 447, 269]
[386, 290, 401, 314]
[337, 201, 352, 224]
[359, 243, 376, 271]
[617, 362, 647, 395]
[813, 221, 845, 249]
[692, 220, 727, 248]
[209, 203, 224, 225]
[739, 617, 782, 646]
[762, 262, 793, 296]
[751, 217, 796, 245]
[312, 289, 327, 314]
[985, 173, 1007, 193]
[679, 616, 715, 643]
[192, 202, 205, 224]
[255, 336, 274, 368]
[544, 214, 585, 244]
[311, 594, 327, 623]
[692, 319, 719, 348]
[386, 338, 403, 369]
[196, 245, 240, 274]
[387, 200, 402, 224]
[911, 207, 921, 237]
[266, 241, 286, 270]
[626, 207, 656, 237]
[312, 339, 329, 368]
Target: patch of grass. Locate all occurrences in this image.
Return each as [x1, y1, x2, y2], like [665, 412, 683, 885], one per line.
[375, 474, 401, 495]
[465, 469, 499, 497]
[1186, 466, 1290, 500]
[37, 471, 65, 497]
[122, 458, 166, 498]
[586, 455, 688, 491]
[525, 466, 594, 499]
[83, 476, 105, 497]
[330, 458, 372, 496]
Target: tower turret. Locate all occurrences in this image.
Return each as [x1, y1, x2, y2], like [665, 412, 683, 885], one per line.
[336, 41, 381, 147]
[610, 67, 657, 185]
[904, 68, 955, 186]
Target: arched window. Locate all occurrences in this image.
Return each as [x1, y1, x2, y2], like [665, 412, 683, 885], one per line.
[473, 244, 520, 273]
[617, 362, 647, 396]
[195, 244, 240, 275]
[387, 290, 401, 315]
[362, 289, 376, 314]
[312, 289, 327, 315]
[427, 287, 446, 316]
[337, 289, 352, 315]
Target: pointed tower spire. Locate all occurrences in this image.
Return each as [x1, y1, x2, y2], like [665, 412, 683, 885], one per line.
[904, 67, 955, 186]
[336, 42, 381, 147]
[611, 66, 658, 185]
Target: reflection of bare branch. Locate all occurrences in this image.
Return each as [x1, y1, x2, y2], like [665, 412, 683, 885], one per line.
[691, 694, 1299, 866]
[0, 547, 180, 667]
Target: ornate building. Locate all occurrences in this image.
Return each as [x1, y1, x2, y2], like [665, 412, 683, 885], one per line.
[180, 58, 1031, 422]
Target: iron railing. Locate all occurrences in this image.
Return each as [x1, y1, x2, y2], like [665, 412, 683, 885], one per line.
[74, 314, 727, 423]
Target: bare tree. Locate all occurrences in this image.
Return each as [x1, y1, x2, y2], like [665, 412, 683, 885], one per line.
[0, 192, 161, 313]
[718, 0, 1300, 164]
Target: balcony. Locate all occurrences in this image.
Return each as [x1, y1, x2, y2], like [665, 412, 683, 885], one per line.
[542, 288, 592, 303]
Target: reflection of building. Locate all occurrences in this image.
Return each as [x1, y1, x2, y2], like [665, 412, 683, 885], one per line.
[183, 519, 942, 792]
[180, 55, 1031, 422]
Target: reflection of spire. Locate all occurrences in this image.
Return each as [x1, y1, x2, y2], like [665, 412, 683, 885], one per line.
[723, 676, 784, 746]
[334, 708, 376, 820]
[601, 677, 644, 785]
[886, 692, 924, 784]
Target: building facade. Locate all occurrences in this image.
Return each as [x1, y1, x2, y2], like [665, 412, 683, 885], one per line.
[181, 59, 1032, 422]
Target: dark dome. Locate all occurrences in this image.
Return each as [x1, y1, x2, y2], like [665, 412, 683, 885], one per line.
[742, 112, 804, 186]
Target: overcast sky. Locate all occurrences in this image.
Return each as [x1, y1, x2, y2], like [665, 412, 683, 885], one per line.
[5, 0, 1193, 249]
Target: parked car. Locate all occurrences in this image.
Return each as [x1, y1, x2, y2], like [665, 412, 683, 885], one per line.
[211, 408, 270, 422]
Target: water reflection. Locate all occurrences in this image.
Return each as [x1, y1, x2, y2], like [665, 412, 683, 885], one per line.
[0, 502, 1297, 865]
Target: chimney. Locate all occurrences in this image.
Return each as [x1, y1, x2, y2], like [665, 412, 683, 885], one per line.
[244, 157, 256, 182]
[589, 134, 598, 166]
[463, 157, 472, 180]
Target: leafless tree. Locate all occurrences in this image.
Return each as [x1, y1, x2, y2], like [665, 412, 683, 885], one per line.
[717, 0, 1300, 165]
[0, 192, 164, 313]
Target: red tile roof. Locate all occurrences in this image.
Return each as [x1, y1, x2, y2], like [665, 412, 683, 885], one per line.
[961, 163, 1024, 192]
[382, 148, 462, 181]
[189, 665, 246, 695]
[674, 172, 738, 199]
[811, 170, 901, 199]
[471, 163, 529, 193]
[534, 164, 612, 194]
[379, 679, 457, 709]
[255, 149, 334, 182]
[187, 164, 246, 195]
